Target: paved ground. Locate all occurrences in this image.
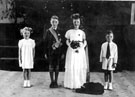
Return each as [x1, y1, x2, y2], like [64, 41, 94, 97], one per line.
[0, 70, 135, 97]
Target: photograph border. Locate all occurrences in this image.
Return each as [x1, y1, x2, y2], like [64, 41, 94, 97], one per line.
[131, 3, 135, 25]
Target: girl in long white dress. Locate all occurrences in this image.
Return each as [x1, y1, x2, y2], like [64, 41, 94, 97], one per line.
[64, 13, 88, 89]
[18, 27, 35, 88]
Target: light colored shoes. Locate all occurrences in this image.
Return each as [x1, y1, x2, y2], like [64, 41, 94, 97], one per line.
[23, 80, 31, 88]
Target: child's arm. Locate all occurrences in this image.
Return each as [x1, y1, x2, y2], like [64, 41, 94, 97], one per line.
[33, 48, 35, 60]
[112, 45, 118, 68]
[80, 39, 87, 48]
[81, 31, 87, 48]
[114, 45, 118, 63]
[32, 40, 36, 60]
[18, 48, 22, 67]
[100, 45, 103, 63]
[66, 39, 73, 50]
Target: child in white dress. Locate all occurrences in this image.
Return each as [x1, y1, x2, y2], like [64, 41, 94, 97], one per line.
[100, 30, 118, 90]
[64, 13, 88, 89]
[18, 27, 35, 88]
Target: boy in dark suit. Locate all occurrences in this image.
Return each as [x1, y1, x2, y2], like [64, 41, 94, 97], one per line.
[43, 15, 62, 88]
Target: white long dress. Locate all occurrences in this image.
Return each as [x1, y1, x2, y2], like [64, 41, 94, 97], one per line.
[64, 29, 87, 89]
[18, 38, 35, 69]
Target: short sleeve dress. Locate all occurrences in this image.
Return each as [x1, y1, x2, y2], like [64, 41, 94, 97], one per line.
[18, 38, 35, 69]
[64, 29, 87, 89]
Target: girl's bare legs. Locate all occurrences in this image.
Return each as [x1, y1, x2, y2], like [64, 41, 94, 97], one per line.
[27, 69, 31, 87]
[23, 69, 27, 87]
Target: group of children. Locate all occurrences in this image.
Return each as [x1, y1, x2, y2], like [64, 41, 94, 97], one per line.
[18, 13, 118, 91]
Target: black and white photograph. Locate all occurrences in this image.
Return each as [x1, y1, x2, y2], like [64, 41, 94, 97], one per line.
[0, 0, 135, 97]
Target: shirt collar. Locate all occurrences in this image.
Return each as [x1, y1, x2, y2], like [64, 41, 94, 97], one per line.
[107, 41, 113, 44]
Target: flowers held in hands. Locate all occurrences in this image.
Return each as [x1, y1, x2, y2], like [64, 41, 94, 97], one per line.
[70, 40, 83, 53]
[70, 40, 80, 49]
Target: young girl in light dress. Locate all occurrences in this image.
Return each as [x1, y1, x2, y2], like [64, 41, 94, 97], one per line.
[64, 13, 88, 89]
[18, 27, 35, 88]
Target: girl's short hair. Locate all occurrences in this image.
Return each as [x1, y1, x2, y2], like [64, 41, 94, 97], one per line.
[71, 13, 80, 19]
[20, 27, 33, 35]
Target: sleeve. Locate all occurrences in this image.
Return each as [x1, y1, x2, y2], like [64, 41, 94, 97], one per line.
[113, 44, 118, 64]
[65, 30, 70, 39]
[18, 40, 22, 67]
[43, 29, 48, 41]
[18, 40, 22, 49]
[81, 31, 87, 48]
[82, 31, 86, 40]
[46, 31, 53, 49]
[32, 40, 36, 48]
[100, 44, 103, 62]
[43, 29, 48, 55]
[43, 29, 53, 56]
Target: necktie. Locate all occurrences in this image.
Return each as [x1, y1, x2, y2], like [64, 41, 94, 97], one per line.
[106, 43, 110, 59]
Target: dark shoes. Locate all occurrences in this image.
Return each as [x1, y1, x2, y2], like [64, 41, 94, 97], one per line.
[54, 82, 58, 88]
[49, 82, 58, 88]
[50, 82, 54, 88]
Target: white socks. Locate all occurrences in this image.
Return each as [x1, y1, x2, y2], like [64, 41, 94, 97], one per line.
[23, 80, 31, 88]
[104, 82, 108, 90]
[104, 82, 113, 90]
[109, 82, 113, 90]
[27, 80, 31, 87]
[23, 80, 27, 87]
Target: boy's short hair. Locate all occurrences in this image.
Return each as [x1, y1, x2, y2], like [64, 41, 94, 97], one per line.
[51, 15, 59, 20]
[106, 30, 113, 35]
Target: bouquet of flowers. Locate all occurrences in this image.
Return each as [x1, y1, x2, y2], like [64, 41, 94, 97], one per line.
[70, 40, 80, 53]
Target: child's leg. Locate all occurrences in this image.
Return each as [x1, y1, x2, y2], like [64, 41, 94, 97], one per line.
[104, 70, 109, 82]
[55, 60, 59, 84]
[23, 69, 27, 87]
[104, 70, 109, 89]
[55, 69, 59, 86]
[55, 71, 59, 83]
[54, 70, 59, 88]
[23, 69, 27, 80]
[27, 69, 31, 87]
[108, 70, 113, 90]
[27, 69, 31, 80]
[53, 57, 60, 88]
[49, 68, 54, 83]
[49, 64, 54, 88]
[108, 71, 113, 83]
[49, 57, 54, 83]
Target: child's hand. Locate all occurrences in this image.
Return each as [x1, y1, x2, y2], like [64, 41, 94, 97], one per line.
[112, 63, 117, 68]
[19, 58, 22, 64]
[45, 54, 47, 59]
[19, 59, 22, 67]
[79, 42, 83, 48]
[55, 42, 59, 48]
